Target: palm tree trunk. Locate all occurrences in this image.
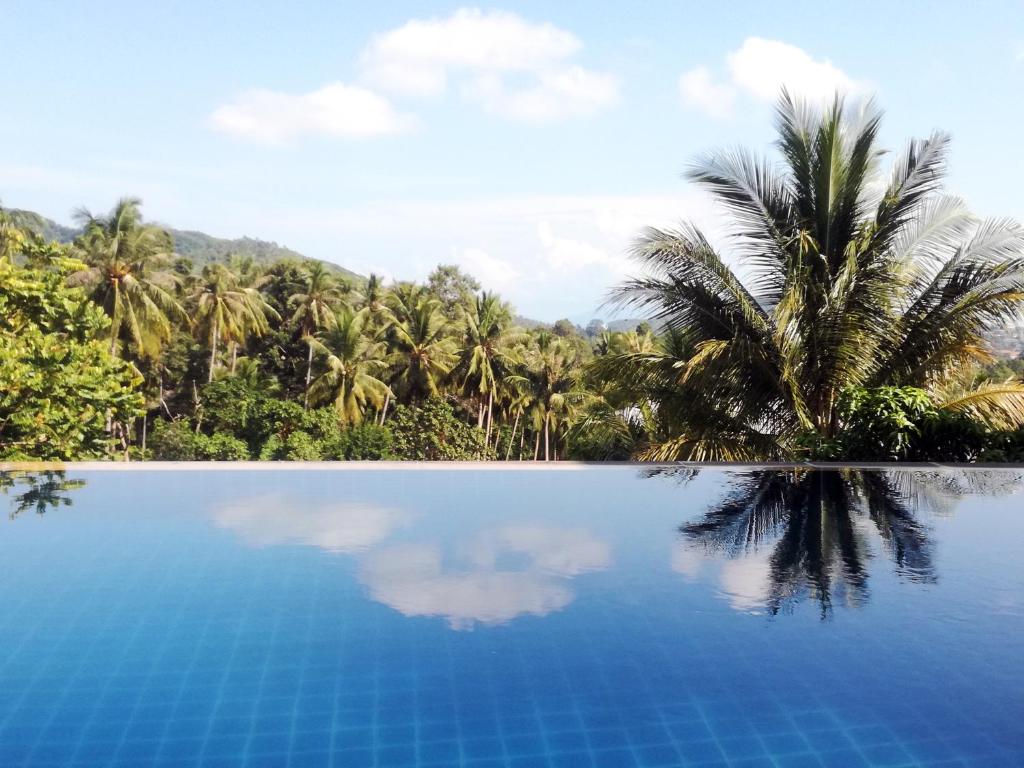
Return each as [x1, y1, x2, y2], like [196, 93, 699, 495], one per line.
[485, 391, 494, 445]
[519, 424, 526, 460]
[379, 390, 391, 425]
[208, 317, 219, 383]
[477, 400, 485, 430]
[109, 332, 118, 358]
[141, 415, 147, 453]
[533, 432, 540, 460]
[505, 410, 520, 461]
[544, 417, 550, 461]
[230, 342, 238, 373]
[304, 341, 314, 410]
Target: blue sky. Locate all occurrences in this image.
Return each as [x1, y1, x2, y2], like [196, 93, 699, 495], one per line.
[3, 1, 1024, 321]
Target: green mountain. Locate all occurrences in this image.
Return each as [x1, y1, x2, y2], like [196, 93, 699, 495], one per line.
[7, 208, 362, 281]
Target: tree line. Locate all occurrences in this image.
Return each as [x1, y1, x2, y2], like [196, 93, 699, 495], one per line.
[4, 91, 1024, 462]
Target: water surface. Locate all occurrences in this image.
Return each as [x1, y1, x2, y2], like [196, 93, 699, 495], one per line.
[0, 466, 1021, 767]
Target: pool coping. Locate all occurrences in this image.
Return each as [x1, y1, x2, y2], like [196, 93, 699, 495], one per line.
[3, 461, 1024, 471]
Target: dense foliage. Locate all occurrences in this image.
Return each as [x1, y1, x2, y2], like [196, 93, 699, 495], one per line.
[2, 92, 1024, 462]
[0, 259, 143, 460]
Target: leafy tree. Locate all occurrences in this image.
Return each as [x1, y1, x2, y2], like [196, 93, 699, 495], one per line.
[148, 420, 249, 460]
[426, 264, 479, 317]
[0, 262, 143, 459]
[551, 318, 578, 337]
[388, 399, 492, 460]
[607, 91, 1024, 460]
[322, 422, 394, 460]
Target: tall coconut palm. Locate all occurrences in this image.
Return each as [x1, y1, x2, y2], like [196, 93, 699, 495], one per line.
[522, 333, 590, 460]
[357, 273, 393, 331]
[308, 308, 390, 425]
[70, 197, 185, 359]
[192, 264, 278, 382]
[608, 91, 1024, 460]
[387, 289, 456, 402]
[457, 291, 515, 442]
[290, 262, 347, 406]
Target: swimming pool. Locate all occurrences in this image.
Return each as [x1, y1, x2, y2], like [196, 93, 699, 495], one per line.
[0, 465, 1021, 767]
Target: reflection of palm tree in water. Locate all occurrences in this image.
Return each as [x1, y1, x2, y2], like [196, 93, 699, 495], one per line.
[0, 472, 85, 519]
[679, 470, 938, 618]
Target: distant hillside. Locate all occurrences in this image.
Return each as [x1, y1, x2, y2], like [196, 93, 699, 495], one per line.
[7, 208, 362, 281]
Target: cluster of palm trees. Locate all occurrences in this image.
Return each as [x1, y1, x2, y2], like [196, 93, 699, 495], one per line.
[60, 199, 594, 460]
[8, 90, 1024, 462]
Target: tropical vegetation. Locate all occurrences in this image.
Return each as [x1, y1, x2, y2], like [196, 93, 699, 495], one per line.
[3, 92, 1024, 462]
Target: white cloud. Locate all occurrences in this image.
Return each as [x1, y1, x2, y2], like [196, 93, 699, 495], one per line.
[213, 494, 410, 553]
[729, 38, 863, 102]
[361, 544, 574, 630]
[680, 37, 868, 119]
[679, 66, 735, 119]
[361, 8, 581, 95]
[465, 66, 619, 122]
[360, 525, 610, 629]
[465, 525, 611, 576]
[361, 8, 618, 122]
[210, 82, 416, 144]
[670, 543, 771, 613]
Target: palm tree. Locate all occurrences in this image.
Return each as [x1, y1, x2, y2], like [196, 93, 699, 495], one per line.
[387, 288, 456, 402]
[522, 333, 590, 460]
[457, 291, 515, 443]
[192, 264, 277, 382]
[290, 262, 347, 406]
[608, 91, 1024, 460]
[357, 273, 394, 331]
[308, 308, 390, 424]
[70, 197, 185, 359]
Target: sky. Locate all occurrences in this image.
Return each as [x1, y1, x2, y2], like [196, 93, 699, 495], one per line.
[3, 1, 1024, 321]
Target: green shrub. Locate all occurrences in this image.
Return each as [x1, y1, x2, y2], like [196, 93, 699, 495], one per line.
[388, 398, 491, 460]
[323, 423, 394, 460]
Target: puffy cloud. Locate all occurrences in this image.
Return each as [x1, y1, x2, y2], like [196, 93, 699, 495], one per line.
[361, 8, 581, 96]
[670, 542, 771, 614]
[680, 37, 868, 119]
[210, 82, 416, 144]
[360, 544, 575, 630]
[361, 8, 618, 122]
[361, 526, 610, 629]
[465, 525, 611, 576]
[728, 38, 864, 103]
[465, 66, 619, 122]
[213, 494, 410, 553]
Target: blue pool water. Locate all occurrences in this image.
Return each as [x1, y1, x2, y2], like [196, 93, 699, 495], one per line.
[0, 466, 1022, 767]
